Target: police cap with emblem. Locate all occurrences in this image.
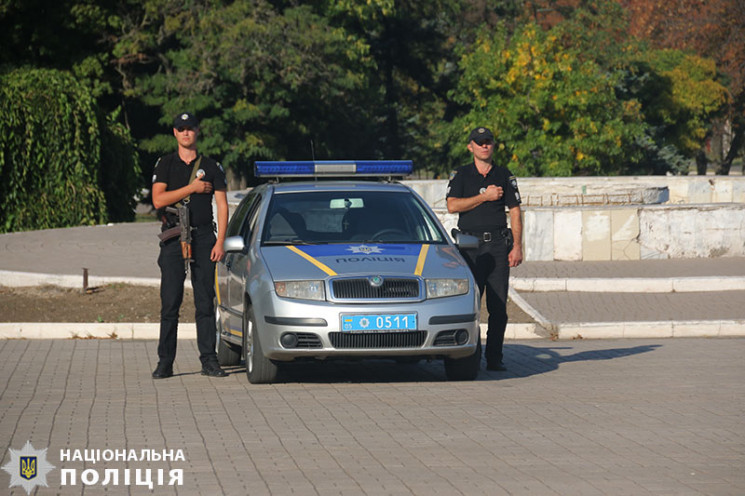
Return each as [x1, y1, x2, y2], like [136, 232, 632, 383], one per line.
[173, 112, 199, 129]
[468, 126, 494, 144]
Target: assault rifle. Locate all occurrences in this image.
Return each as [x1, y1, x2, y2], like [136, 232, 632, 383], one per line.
[158, 204, 193, 272]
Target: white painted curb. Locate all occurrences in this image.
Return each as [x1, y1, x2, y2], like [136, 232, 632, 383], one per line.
[555, 320, 745, 339]
[0, 270, 176, 288]
[511, 276, 745, 292]
[5, 321, 741, 341]
[0, 323, 196, 340]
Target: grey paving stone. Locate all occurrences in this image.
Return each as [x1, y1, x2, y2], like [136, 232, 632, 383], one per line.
[518, 290, 745, 323]
[1, 338, 743, 495]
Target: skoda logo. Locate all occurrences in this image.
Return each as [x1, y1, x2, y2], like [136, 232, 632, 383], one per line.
[369, 276, 384, 287]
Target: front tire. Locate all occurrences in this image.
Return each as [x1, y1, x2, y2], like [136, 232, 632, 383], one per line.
[243, 306, 278, 384]
[444, 336, 481, 381]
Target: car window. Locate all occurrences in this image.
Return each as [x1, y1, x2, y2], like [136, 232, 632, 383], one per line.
[262, 190, 445, 244]
[243, 197, 262, 243]
[226, 189, 259, 238]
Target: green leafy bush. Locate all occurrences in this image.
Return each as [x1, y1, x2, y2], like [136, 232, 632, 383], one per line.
[0, 68, 139, 232]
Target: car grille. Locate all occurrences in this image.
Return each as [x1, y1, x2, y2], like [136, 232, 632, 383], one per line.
[433, 330, 459, 346]
[329, 331, 426, 349]
[331, 278, 420, 299]
[295, 333, 322, 348]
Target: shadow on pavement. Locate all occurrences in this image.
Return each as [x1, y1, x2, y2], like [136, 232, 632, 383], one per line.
[228, 359, 446, 384]
[212, 343, 661, 384]
[500, 343, 662, 379]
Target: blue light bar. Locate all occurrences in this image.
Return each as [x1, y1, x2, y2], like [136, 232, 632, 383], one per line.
[255, 160, 413, 178]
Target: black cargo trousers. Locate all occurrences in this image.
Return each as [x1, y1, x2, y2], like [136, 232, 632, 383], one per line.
[460, 230, 512, 364]
[157, 227, 218, 366]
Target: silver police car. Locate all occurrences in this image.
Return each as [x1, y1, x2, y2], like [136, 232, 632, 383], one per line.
[215, 161, 482, 383]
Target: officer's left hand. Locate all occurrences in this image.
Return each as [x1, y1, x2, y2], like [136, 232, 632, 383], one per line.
[508, 245, 523, 268]
[210, 242, 225, 262]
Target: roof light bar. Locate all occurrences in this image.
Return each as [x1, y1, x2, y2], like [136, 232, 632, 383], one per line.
[255, 160, 413, 178]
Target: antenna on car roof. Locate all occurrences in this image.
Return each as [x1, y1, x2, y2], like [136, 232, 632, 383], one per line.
[310, 139, 315, 161]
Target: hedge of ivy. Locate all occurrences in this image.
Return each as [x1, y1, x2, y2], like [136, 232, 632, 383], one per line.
[0, 68, 140, 233]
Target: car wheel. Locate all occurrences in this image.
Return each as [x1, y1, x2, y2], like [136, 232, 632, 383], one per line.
[443, 335, 481, 381]
[215, 302, 241, 366]
[243, 306, 278, 384]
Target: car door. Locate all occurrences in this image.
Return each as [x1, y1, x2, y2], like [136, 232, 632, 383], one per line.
[217, 190, 260, 338]
[225, 192, 263, 334]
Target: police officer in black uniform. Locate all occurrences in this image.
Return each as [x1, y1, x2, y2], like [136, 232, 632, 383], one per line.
[151, 112, 229, 379]
[446, 127, 523, 371]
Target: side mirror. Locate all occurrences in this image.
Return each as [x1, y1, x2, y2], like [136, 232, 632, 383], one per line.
[451, 229, 479, 250]
[223, 235, 246, 254]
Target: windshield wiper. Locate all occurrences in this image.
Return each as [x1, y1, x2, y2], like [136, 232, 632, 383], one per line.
[263, 240, 326, 246]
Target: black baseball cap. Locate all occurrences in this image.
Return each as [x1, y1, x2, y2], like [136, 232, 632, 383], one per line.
[173, 112, 199, 129]
[468, 126, 494, 144]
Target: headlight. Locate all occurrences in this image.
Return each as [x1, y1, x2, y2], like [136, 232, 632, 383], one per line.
[274, 281, 325, 301]
[425, 279, 469, 298]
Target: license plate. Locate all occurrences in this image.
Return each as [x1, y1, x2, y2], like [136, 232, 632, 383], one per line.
[341, 313, 417, 332]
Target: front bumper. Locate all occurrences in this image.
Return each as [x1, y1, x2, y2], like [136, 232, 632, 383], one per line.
[253, 290, 480, 361]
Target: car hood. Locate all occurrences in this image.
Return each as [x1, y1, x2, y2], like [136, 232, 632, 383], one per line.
[261, 243, 470, 280]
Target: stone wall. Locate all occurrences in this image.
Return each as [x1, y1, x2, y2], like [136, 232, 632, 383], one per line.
[405, 176, 745, 206]
[406, 176, 745, 261]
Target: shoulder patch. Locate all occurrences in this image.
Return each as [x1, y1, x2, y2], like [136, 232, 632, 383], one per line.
[448, 170, 457, 181]
[509, 176, 521, 203]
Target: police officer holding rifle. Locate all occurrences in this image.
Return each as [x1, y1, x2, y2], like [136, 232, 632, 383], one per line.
[151, 112, 229, 379]
[446, 127, 523, 372]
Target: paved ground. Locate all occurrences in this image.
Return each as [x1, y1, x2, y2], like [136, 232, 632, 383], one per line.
[1, 338, 743, 495]
[519, 291, 745, 323]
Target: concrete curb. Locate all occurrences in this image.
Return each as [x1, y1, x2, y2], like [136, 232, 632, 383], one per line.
[3, 321, 742, 341]
[554, 320, 745, 339]
[0, 323, 196, 340]
[511, 276, 745, 292]
[7, 269, 743, 293]
[0, 270, 163, 288]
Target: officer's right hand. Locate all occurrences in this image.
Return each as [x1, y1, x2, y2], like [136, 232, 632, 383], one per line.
[192, 178, 213, 194]
[482, 184, 503, 201]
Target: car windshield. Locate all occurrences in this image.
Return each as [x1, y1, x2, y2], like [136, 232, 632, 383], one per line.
[262, 190, 446, 245]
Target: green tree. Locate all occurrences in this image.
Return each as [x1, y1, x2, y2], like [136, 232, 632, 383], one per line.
[115, 0, 374, 186]
[0, 68, 139, 232]
[442, 22, 647, 176]
[437, 0, 729, 176]
[324, 0, 466, 173]
[642, 50, 729, 153]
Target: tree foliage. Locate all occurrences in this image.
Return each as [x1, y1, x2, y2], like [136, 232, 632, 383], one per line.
[0, 68, 139, 233]
[621, 0, 745, 173]
[0, 0, 740, 234]
[443, 21, 647, 176]
[436, 0, 729, 176]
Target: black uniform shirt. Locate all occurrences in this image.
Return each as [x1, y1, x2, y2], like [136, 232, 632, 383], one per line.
[446, 162, 521, 232]
[152, 152, 227, 227]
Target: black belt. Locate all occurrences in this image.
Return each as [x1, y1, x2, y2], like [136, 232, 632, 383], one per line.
[462, 229, 507, 242]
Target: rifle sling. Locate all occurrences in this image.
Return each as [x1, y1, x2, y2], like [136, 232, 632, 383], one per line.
[180, 156, 203, 207]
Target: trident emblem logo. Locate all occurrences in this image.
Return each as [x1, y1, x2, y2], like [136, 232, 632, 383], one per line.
[3, 441, 54, 494]
[20, 456, 36, 480]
